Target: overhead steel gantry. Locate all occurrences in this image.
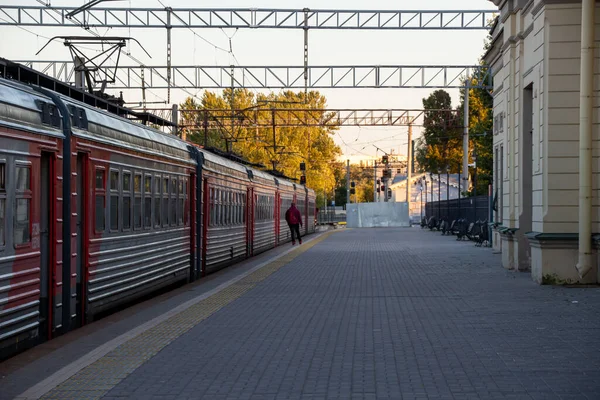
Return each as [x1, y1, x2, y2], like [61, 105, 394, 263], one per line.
[172, 108, 456, 128]
[16, 61, 490, 89]
[0, 6, 496, 30]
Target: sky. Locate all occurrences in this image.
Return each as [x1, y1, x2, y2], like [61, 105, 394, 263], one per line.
[0, 0, 495, 163]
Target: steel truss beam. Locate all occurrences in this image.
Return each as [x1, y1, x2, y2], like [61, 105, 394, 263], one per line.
[162, 108, 458, 128]
[178, 108, 432, 128]
[17, 61, 490, 89]
[0, 6, 497, 30]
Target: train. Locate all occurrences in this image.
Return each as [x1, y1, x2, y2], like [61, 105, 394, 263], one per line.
[0, 77, 316, 360]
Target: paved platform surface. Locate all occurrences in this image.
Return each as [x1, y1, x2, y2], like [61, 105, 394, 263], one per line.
[2, 227, 600, 400]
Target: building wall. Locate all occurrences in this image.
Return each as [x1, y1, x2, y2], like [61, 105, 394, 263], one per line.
[487, 0, 600, 283]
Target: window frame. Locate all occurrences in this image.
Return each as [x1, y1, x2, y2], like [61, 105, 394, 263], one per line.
[133, 172, 143, 231]
[154, 175, 162, 228]
[170, 177, 177, 227]
[94, 166, 106, 234]
[122, 170, 132, 231]
[14, 162, 32, 248]
[143, 174, 152, 230]
[109, 169, 120, 233]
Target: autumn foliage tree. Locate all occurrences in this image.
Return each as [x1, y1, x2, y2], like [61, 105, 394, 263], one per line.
[179, 89, 342, 206]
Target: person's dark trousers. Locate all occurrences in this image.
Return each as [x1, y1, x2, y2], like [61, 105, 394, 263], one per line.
[289, 223, 301, 243]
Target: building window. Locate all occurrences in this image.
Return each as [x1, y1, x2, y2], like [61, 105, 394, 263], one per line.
[144, 175, 152, 229]
[95, 168, 106, 232]
[133, 174, 142, 229]
[14, 165, 31, 245]
[110, 170, 119, 231]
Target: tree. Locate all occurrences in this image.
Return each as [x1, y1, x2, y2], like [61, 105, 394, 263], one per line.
[179, 89, 342, 201]
[415, 90, 463, 178]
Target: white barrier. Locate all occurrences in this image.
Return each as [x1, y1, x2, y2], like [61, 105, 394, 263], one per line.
[346, 202, 410, 228]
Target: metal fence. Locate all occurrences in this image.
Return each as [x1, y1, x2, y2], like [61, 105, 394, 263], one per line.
[425, 195, 490, 223]
[317, 208, 347, 224]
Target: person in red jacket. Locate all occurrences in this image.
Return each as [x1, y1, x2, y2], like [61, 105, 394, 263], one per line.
[285, 202, 303, 245]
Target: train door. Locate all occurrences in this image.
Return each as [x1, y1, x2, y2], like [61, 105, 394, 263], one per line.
[39, 152, 54, 341]
[75, 153, 88, 327]
[246, 187, 254, 256]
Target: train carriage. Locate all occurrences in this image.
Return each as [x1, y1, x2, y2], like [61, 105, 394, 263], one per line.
[201, 151, 250, 274]
[0, 76, 317, 360]
[0, 80, 66, 357]
[63, 97, 196, 318]
[249, 169, 278, 255]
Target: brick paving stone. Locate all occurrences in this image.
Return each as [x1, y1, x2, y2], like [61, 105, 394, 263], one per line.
[91, 228, 600, 399]
[7, 227, 600, 399]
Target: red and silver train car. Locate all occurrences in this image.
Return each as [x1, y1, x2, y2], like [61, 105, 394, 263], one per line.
[0, 77, 316, 360]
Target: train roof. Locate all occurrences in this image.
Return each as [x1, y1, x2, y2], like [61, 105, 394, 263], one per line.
[59, 96, 191, 154]
[0, 78, 65, 138]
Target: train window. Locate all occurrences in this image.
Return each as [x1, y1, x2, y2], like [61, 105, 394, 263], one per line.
[154, 176, 161, 227]
[234, 193, 238, 225]
[177, 178, 183, 226]
[242, 193, 246, 224]
[95, 169, 104, 189]
[110, 170, 119, 231]
[162, 178, 169, 227]
[209, 188, 214, 226]
[219, 189, 224, 226]
[144, 175, 152, 229]
[95, 169, 106, 232]
[170, 178, 176, 227]
[14, 165, 31, 245]
[134, 174, 142, 230]
[0, 163, 5, 191]
[123, 172, 131, 230]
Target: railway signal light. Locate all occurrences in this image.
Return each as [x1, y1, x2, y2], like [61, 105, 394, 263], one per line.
[381, 155, 388, 164]
[350, 188, 356, 195]
[351, 181, 355, 188]
[300, 175, 306, 185]
[300, 162, 306, 171]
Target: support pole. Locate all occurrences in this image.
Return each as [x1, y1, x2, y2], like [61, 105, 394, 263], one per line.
[272, 108, 277, 171]
[407, 117, 412, 215]
[203, 111, 208, 148]
[374, 160, 377, 203]
[303, 8, 309, 100]
[230, 65, 235, 154]
[141, 66, 147, 112]
[172, 104, 178, 138]
[346, 159, 350, 207]
[577, 0, 595, 279]
[463, 78, 470, 197]
[166, 7, 172, 104]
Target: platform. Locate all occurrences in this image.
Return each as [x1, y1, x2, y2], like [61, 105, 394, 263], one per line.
[1, 227, 600, 400]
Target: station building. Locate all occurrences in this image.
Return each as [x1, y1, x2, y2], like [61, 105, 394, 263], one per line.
[485, 0, 600, 283]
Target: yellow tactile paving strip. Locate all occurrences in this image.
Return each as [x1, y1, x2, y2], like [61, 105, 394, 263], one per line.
[37, 232, 336, 400]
